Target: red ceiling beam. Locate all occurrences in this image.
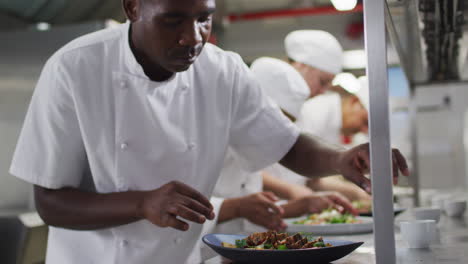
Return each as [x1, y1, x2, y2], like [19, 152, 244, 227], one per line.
[227, 3, 363, 22]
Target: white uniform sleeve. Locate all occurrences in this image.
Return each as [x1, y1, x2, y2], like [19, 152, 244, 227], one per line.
[229, 55, 300, 172]
[9, 56, 87, 189]
[203, 197, 224, 234]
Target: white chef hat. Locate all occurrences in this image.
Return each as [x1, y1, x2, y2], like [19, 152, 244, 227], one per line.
[285, 30, 343, 75]
[251, 57, 310, 118]
[356, 76, 369, 110]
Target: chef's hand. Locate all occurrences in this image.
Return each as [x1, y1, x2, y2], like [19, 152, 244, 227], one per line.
[138, 181, 215, 231]
[237, 192, 286, 231]
[337, 143, 409, 193]
[281, 191, 358, 219]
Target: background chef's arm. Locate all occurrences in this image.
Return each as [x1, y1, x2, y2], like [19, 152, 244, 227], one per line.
[307, 176, 371, 202]
[279, 133, 344, 179]
[34, 186, 144, 230]
[217, 198, 241, 223]
[217, 192, 286, 230]
[261, 172, 313, 200]
[280, 133, 408, 194]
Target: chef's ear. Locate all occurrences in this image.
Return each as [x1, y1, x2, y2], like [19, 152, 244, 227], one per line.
[122, 0, 140, 22]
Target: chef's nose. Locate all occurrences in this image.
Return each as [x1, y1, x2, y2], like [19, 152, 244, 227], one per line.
[179, 21, 202, 47]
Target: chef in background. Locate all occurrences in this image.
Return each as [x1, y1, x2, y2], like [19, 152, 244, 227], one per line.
[259, 30, 372, 205]
[297, 85, 371, 206]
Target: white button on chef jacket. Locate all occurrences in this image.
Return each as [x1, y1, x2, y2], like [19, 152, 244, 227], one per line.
[10, 22, 299, 264]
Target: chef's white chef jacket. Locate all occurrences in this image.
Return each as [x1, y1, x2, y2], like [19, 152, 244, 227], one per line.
[9, 22, 299, 264]
[265, 93, 342, 185]
[297, 92, 342, 145]
[208, 148, 264, 234]
[187, 148, 265, 262]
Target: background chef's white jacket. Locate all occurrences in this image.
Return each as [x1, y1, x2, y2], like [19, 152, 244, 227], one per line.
[9, 22, 299, 264]
[266, 93, 342, 185]
[296, 92, 342, 145]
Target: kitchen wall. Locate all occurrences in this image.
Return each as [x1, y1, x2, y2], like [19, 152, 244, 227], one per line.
[414, 82, 468, 189]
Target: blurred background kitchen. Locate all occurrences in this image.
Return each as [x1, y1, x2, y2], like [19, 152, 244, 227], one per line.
[0, 0, 467, 263]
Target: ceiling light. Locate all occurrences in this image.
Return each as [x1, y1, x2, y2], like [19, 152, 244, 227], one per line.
[330, 0, 358, 11]
[36, 22, 50, 31]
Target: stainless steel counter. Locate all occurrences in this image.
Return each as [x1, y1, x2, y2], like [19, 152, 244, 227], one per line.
[202, 211, 468, 264]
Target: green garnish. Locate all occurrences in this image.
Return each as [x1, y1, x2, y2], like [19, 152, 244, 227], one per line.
[313, 241, 326, 247]
[235, 239, 247, 248]
[277, 244, 288, 250]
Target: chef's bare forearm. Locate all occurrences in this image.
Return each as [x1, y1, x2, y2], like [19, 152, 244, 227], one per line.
[279, 133, 345, 179]
[217, 198, 240, 224]
[34, 185, 145, 230]
[262, 172, 313, 200]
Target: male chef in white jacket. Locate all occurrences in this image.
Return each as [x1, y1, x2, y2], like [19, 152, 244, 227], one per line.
[10, 0, 409, 263]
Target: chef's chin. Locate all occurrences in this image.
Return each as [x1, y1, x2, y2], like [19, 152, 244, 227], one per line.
[168, 61, 195, 72]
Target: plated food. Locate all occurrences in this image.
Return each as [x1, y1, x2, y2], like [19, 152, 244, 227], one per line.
[352, 200, 373, 214]
[292, 208, 362, 225]
[221, 231, 332, 250]
[285, 209, 373, 235]
[203, 233, 364, 263]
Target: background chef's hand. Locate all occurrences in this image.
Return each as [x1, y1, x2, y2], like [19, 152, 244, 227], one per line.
[138, 181, 215, 231]
[237, 192, 286, 231]
[337, 143, 409, 193]
[281, 191, 358, 218]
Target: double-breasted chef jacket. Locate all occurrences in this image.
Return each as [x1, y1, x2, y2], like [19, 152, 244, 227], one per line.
[10, 22, 299, 264]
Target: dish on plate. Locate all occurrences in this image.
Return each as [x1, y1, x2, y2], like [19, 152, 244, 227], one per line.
[291, 208, 361, 225]
[285, 215, 373, 235]
[202, 232, 364, 264]
[221, 231, 331, 250]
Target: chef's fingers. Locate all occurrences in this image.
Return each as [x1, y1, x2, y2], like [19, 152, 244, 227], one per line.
[167, 204, 206, 224]
[326, 194, 358, 216]
[393, 148, 410, 176]
[178, 194, 215, 220]
[257, 214, 285, 231]
[172, 181, 213, 210]
[391, 153, 399, 185]
[259, 195, 284, 216]
[262, 191, 280, 202]
[346, 170, 372, 194]
[165, 215, 189, 231]
[355, 145, 371, 171]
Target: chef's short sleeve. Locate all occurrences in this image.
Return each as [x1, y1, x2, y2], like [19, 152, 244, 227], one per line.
[228, 55, 300, 172]
[9, 56, 87, 189]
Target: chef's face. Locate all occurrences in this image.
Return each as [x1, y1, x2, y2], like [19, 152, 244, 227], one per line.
[292, 62, 335, 97]
[341, 96, 369, 136]
[124, 0, 215, 73]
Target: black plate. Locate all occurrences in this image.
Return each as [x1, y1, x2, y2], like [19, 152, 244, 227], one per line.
[359, 207, 406, 217]
[202, 234, 364, 264]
